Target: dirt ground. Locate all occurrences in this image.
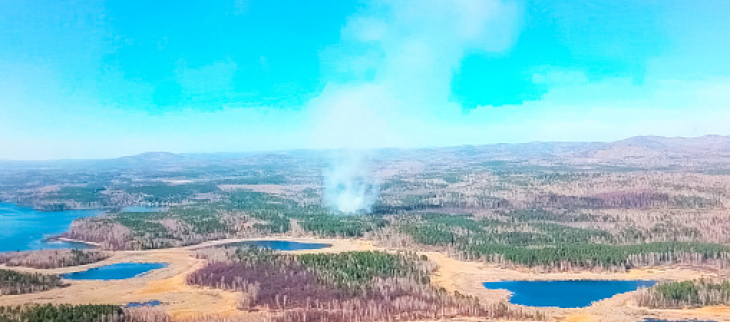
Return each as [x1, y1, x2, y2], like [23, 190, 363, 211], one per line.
[1, 237, 728, 322]
[420, 250, 729, 322]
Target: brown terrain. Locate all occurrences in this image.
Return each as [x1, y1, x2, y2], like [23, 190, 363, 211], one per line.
[3, 135, 730, 321]
[1, 237, 727, 322]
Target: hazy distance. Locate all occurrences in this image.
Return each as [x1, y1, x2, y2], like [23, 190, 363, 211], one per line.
[1, 0, 730, 159]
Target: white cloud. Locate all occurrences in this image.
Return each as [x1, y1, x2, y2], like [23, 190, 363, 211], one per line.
[460, 77, 730, 144]
[306, 0, 521, 212]
[307, 0, 521, 149]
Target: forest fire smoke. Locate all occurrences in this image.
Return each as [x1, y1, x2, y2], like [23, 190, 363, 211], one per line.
[309, 0, 518, 213]
[323, 151, 378, 213]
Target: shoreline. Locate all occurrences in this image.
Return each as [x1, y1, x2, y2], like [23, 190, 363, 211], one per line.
[42, 236, 102, 247]
[0, 236, 727, 322]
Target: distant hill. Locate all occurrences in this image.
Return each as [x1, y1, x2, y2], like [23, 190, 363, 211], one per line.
[577, 135, 730, 167]
[3, 135, 730, 171]
[607, 135, 730, 154]
[114, 152, 186, 164]
[391, 135, 730, 170]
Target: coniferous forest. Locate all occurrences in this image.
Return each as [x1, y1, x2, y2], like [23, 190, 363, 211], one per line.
[636, 279, 730, 308]
[3, 0, 730, 317]
[0, 250, 109, 269]
[0, 270, 63, 296]
[0, 305, 169, 322]
[3, 138, 730, 321]
[188, 246, 541, 322]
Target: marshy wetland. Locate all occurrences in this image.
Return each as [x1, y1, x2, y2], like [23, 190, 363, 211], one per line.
[2, 138, 730, 322]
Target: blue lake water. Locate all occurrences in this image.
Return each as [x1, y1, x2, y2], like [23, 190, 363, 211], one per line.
[231, 240, 332, 251]
[121, 206, 161, 212]
[643, 320, 718, 322]
[126, 300, 161, 308]
[0, 202, 100, 252]
[483, 280, 657, 308]
[62, 262, 168, 280]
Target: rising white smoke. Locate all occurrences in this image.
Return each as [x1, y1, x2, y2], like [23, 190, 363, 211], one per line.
[323, 150, 379, 213]
[308, 0, 520, 213]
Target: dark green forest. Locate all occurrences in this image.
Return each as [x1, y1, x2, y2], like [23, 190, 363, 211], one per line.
[0, 270, 63, 296]
[637, 279, 730, 308]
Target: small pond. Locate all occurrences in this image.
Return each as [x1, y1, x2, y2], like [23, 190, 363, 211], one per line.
[121, 206, 162, 213]
[642, 320, 718, 322]
[227, 240, 332, 251]
[483, 280, 657, 308]
[62, 262, 168, 280]
[126, 300, 161, 308]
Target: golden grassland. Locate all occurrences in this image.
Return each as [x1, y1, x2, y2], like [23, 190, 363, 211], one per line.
[0, 237, 728, 322]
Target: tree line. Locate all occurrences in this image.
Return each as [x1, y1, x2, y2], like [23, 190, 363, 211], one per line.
[636, 279, 730, 308]
[388, 213, 730, 271]
[0, 269, 63, 296]
[187, 247, 542, 322]
[0, 249, 108, 269]
[0, 304, 169, 322]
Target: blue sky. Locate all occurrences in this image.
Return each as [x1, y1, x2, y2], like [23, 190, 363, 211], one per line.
[1, 0, 729, 159]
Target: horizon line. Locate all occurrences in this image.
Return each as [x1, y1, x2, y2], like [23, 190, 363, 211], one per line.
[0, 133, 726, 163]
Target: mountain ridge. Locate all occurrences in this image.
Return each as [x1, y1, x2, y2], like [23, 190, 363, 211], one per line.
[2, 134, 730, 166]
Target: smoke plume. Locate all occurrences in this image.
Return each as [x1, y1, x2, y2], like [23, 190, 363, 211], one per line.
[309, 0, 519, 213]
[323, 151, 379, 213]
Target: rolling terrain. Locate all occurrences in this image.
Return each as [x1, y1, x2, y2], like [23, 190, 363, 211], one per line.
[1, 135, 730, 322]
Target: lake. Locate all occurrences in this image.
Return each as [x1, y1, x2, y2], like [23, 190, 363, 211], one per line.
[121, 206, 162, 212]
[229, 240, 332, 251]
[483, 280, 657, 308]
[126, 300, 161, 308]
[62, 262, 168, 280]
[643, 320, 718, 322]
[0, 202, 100, 252]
